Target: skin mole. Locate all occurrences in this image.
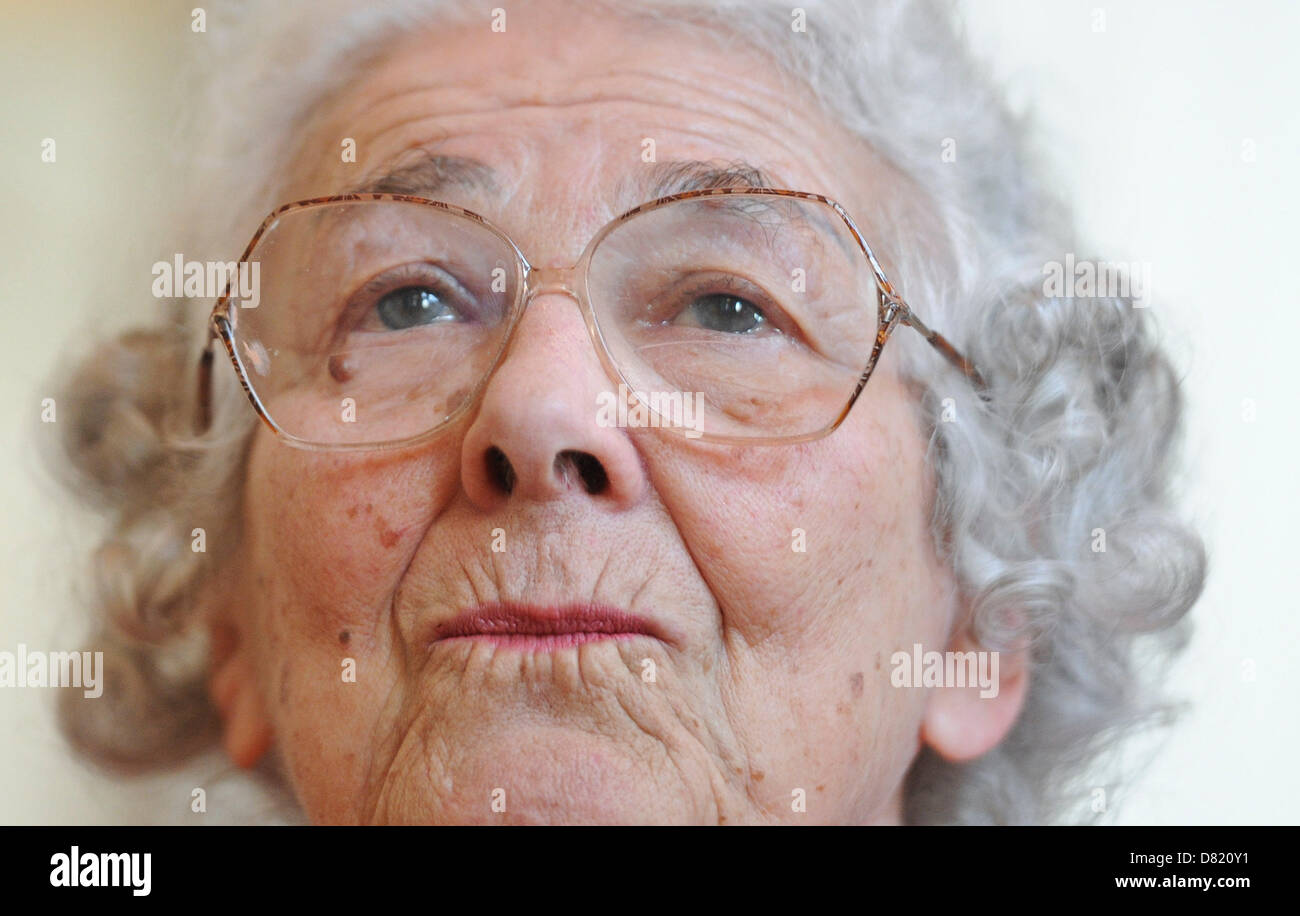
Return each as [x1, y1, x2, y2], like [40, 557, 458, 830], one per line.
[328, 354, 354, 383]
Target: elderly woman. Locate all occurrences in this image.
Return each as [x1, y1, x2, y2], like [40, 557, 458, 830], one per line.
[55, 0, 1204, 824]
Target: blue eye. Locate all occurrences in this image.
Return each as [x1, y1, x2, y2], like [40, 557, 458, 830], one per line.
[680, 293, 768, 334]
[375, 286, 460, 329]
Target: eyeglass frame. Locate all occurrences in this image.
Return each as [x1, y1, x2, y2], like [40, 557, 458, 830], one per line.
[197, 187, 989, 450]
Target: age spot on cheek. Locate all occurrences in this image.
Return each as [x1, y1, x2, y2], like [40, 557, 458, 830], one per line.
[376, 518, 404, 548]
[850, 672, 864, 699]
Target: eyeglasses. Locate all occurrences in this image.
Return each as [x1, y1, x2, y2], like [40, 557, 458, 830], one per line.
[198, 188, 986, 450]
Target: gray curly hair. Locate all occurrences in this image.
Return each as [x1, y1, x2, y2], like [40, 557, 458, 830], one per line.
[49, 0, 1206, 824]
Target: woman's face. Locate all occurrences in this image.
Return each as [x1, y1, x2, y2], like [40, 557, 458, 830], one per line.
[208, 2, 1023, 824]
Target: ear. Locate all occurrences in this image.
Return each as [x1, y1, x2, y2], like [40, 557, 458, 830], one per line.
[208, 621, 275, 769]
[920, 625, 1030, 763]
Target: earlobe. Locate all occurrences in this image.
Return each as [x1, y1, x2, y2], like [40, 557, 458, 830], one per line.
[208, 622, 274, 769]
[919, 630, 1030, 763]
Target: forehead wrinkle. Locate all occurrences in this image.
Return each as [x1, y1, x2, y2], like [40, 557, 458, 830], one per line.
[298, 61, 868, 244]
[315, 42, 836, 153]
[291, 11, 872, 207]
[372, 107, 832, 201]
[327, 99, 822, 200]
[334, 33, 801, 120]
[319, 62, 831, 179]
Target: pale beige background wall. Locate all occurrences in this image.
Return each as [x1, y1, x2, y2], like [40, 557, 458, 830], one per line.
[1, 0, 1296, 824]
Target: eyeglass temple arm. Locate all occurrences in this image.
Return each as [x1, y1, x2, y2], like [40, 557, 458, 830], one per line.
[894, 302, 990, 395]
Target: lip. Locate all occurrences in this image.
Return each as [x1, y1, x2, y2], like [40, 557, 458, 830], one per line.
[430, 602, 670, 651]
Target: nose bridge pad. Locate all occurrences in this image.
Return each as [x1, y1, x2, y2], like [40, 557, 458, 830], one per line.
[523, 265, 582, 304]
[515, 264, 607, 367]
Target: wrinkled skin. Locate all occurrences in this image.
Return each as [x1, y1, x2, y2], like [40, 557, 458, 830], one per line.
[206, 1, 1027, 824]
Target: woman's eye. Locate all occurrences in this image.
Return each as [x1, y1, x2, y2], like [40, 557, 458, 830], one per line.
[375, 286, 461, 330]
[675, 293, 769, 334]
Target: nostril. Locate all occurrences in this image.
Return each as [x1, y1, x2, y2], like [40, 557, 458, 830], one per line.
[481, 447, 611, 498]
[556, 450, 609, 495]
[484, 446, 517, 494]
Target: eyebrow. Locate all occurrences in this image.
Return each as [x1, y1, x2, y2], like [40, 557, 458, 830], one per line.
[633, 159, 787, 202]
[350, 151, 787, 205]
[348, 152, 499, 197]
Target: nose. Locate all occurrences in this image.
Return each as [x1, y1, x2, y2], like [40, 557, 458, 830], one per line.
[459, 289, 646, 511]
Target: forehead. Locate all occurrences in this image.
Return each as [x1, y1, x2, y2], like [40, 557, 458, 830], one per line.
[282, 5, 881, 260]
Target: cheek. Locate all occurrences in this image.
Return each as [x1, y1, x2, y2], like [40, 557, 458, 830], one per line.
[237, 432, 462, 821]
[635, 379, 951, 811]
[634, 376, 935, 643]
[240, 433, 462, 638]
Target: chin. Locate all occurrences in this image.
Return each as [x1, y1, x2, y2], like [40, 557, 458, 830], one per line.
[366, 723, 710, 825]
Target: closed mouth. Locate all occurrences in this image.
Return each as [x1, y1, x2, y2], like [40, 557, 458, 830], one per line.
[430, 601, 667, 650]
